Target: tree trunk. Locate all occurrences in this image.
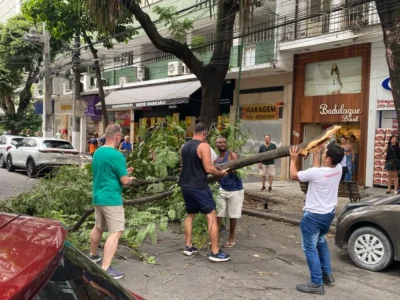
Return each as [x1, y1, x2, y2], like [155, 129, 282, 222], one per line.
[83, 32, 109, 132]
[375, 0, 400, 126]
[17, 67, 40, 115]
[200, 75, 225, 127]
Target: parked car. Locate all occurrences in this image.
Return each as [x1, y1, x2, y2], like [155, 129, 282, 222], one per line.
[335, 194, 400, 271]
[0, 212, 144, 300]
[0, 135, 23, 168]
[6, 137, 85, 177]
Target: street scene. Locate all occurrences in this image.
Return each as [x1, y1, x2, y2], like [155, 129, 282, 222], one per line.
[1, 0, 400, 299]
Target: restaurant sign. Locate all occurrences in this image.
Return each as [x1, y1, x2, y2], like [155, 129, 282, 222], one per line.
[319, 104, 361, 122]
[241, 104, 279, 121]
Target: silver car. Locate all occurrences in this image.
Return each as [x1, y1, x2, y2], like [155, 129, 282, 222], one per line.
[0, 135, 24, 168]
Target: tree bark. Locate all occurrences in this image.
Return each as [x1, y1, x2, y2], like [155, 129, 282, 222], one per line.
[17, 67, 40, 115]
[375, 0, 400, 127]
[83, 32, 109, 131]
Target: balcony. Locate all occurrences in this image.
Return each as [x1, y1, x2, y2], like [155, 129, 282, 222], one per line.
[279, 1, 380, 52]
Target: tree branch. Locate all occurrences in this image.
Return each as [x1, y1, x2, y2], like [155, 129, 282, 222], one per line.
[17, 67, 40, 115]
[129, 176, 178, 187]
[69, 190, 174, 232]
[120, 0, 204, 77]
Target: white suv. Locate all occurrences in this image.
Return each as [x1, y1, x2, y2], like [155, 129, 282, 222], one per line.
[6, 137, 86, 177]
[0, 135, 24, 168]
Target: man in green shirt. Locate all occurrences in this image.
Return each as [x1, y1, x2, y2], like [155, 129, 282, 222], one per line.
[258, 134, 277, 192]
[89, 124, 135, 280]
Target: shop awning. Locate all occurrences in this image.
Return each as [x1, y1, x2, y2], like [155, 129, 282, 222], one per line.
[103, 81, 201, 109]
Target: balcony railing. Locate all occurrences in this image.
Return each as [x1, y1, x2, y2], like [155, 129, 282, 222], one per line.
[280, 1, 380, 42]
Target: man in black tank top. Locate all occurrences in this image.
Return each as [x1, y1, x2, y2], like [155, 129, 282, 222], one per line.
[179, 122, 231, 262]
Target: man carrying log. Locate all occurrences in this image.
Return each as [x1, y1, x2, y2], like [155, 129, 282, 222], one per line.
[179, 122, 231, 262]
[289, 143, 344, 295]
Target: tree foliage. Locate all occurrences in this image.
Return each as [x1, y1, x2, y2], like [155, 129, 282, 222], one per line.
[22, 0, 137, 131]
[1, 118, 249, 253]
[0, 16, 62, 132]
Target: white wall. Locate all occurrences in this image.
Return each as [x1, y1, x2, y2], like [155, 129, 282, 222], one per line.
[366, 41, 393, 187]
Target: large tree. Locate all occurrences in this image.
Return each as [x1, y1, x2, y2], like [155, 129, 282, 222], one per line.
[0, 16, 59, 133]
[375, 0, 400, 127]
[86, 0, 249, 127]
[23, 0, 136, 131]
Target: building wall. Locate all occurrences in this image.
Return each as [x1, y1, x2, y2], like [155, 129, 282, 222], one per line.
[0, 0, 19, 23]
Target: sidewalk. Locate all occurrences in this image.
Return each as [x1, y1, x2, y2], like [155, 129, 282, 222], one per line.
[241, 177, 383, 225]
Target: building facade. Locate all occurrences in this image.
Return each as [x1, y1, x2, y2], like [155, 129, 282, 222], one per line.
[0, 0, 23, 23]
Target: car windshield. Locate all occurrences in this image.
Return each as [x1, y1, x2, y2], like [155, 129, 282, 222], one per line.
[43, 140, 74, 149]
[11, 138, 23, 145]
[34, 243, 137, 300]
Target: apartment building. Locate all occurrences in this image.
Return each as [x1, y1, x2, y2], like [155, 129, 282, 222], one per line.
[53, 0, 294, 178]
[276, 0, 390, 187]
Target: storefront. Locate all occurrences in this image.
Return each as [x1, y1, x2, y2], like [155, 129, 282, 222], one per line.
[292, 44, 371, 186]
[103, 80, 235, 141]
[230, 74, 293, 179]
[366, 41, 398, 188]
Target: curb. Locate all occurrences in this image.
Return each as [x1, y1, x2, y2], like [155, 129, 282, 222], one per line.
[242, 208, 336, 234]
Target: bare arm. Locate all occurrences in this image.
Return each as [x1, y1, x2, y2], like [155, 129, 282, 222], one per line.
[289, 147, 300, 181]
[198, 143, 228, 176]
[120, 167, 135, 185]
[229, 151, 239, 173]
[312, 145, 323, 168]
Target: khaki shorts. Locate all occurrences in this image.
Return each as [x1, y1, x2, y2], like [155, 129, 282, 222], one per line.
[217, 189, 244, 218]
[95, 206, 125, 233]
[260, 164, 275, 177]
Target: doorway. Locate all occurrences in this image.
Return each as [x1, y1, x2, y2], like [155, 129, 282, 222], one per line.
[303, 124, 323, 170]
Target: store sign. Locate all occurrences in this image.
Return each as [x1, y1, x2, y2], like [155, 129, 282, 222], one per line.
[319, 104, 361, 122]
[377, 99, 394, 109]
[241, 104, 278, 120]
[382, 77, 391, 91]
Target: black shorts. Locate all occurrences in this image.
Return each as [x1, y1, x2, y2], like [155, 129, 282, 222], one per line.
[181, 188, 216, 215]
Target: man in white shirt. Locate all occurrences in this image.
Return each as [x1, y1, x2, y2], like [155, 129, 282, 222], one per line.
[289, 143, 344, 295]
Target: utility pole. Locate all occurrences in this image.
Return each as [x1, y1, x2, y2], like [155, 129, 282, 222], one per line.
[42, 23, 53, 138]
[24, 23, 53, 137]
[72, 31, 81, 150]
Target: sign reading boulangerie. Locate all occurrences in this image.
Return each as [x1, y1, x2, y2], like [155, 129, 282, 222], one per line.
[319, 104, 361, 122]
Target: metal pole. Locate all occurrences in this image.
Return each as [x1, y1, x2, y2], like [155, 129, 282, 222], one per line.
[234, 39, 244, 151]
[42, 22, 53, 137]
[72, 32, 81, 150]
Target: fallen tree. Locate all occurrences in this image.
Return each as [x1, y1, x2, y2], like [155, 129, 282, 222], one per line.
[69, 125, 341, 232]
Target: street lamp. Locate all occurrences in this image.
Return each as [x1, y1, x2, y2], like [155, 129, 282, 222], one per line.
[24, 23, 53, 138]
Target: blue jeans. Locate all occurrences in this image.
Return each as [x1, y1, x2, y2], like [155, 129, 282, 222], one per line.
[300, 210, 335, 285]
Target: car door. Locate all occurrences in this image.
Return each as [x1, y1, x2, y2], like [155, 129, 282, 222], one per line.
[13, 138, 29, 166]
[24, 139, 38, 165]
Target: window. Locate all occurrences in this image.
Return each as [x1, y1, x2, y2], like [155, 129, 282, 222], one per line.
[0, 137, 5, 145]
[192, 26, 216, 52]
[43, 140, 74, 149]
[18, 138, 29, 147]
[27, 139, 37, 148]
[242, 17, 275, 44]
[34, 243, 136, 300]
[243, 46, 256, 66]
[142, 44, 173, 64]
[11, 138, 23, 145]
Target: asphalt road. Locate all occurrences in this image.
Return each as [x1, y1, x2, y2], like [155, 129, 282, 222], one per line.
[115, 216, 400, 300]
[0, 167, 37, 201]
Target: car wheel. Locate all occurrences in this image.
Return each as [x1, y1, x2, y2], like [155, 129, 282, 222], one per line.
[348, 226, 393, 271]
[26, 159, 37, 178]
[6, 155, 15, 172]
[0, 154, 5, 168]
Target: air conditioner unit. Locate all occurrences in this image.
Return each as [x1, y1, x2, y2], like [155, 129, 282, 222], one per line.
[182, 63, 191, 75]
[119, 77, 127, 86]
[168, 61, 182, 76]
[136, 66, 148, 81]
[63, 81, 72, 94]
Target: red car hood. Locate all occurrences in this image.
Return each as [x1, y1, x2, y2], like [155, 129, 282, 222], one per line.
[0, 213, 67, 299]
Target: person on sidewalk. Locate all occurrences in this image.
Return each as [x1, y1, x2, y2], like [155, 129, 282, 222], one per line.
[289, 143, 344, 295]
[215, 137, 244, 248]
[258, 134, 277, 192]
[179, 122, 231, 262]
[89, 124, 135, 280]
